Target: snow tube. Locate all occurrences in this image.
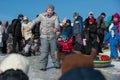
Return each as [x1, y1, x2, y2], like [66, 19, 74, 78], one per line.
[94, 55, 111, 68]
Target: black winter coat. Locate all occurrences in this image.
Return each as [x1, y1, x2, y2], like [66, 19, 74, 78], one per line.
[32, 22, 40, 39]
[62, 26, 73, 38]
[11, 19, 22, 40]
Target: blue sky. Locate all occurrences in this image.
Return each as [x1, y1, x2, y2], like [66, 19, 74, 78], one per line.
[0, 0, 120, 23]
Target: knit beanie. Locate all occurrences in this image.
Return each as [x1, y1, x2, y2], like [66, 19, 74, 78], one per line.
[18, 14, 24, 18]
[73, 12, 79, 17]
[101, 12, 106, 16]
[46, 4, 54, 10]
[88, 12, 94, 15]
[60, 32, 68, 39]
[113, 13, 120, 18]
[23, 16, 28, 21]
[60, 32, 68, 42]
[66, 19, 71, 24]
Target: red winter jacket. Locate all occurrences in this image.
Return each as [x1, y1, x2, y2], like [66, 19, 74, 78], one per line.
[59, 38, 73, 52]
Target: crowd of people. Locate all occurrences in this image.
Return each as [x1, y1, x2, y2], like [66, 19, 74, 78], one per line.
[0, 4, 120, 63]
[0, 4, 120, 80]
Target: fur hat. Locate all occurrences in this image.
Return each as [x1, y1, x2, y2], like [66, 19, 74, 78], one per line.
[46, 4, 54, 10]
[113, 13, 120, 18]
[59, 67, 106, 80]
[0, 54, 29, 74]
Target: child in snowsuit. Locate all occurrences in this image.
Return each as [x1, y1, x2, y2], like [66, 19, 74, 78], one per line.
[57, 32, 73, 56]
[104, 26, 120, 60]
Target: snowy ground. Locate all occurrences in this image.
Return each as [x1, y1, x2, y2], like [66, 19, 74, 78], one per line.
[0, 54, 61, 80]
[0, 51, 120, 80]
[96, 51, 120, 80]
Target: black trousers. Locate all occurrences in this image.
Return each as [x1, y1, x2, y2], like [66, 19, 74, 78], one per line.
[13, 37, 22, 53]
[2, 40, 7, 53]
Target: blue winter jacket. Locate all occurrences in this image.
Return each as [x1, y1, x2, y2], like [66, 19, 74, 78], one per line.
[73, 16, 83, 34]
[104, 32, 120, 46]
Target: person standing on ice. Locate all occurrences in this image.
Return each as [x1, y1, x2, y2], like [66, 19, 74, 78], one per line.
[104, 26, 120, 61]
[28, 4, 60, 71]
